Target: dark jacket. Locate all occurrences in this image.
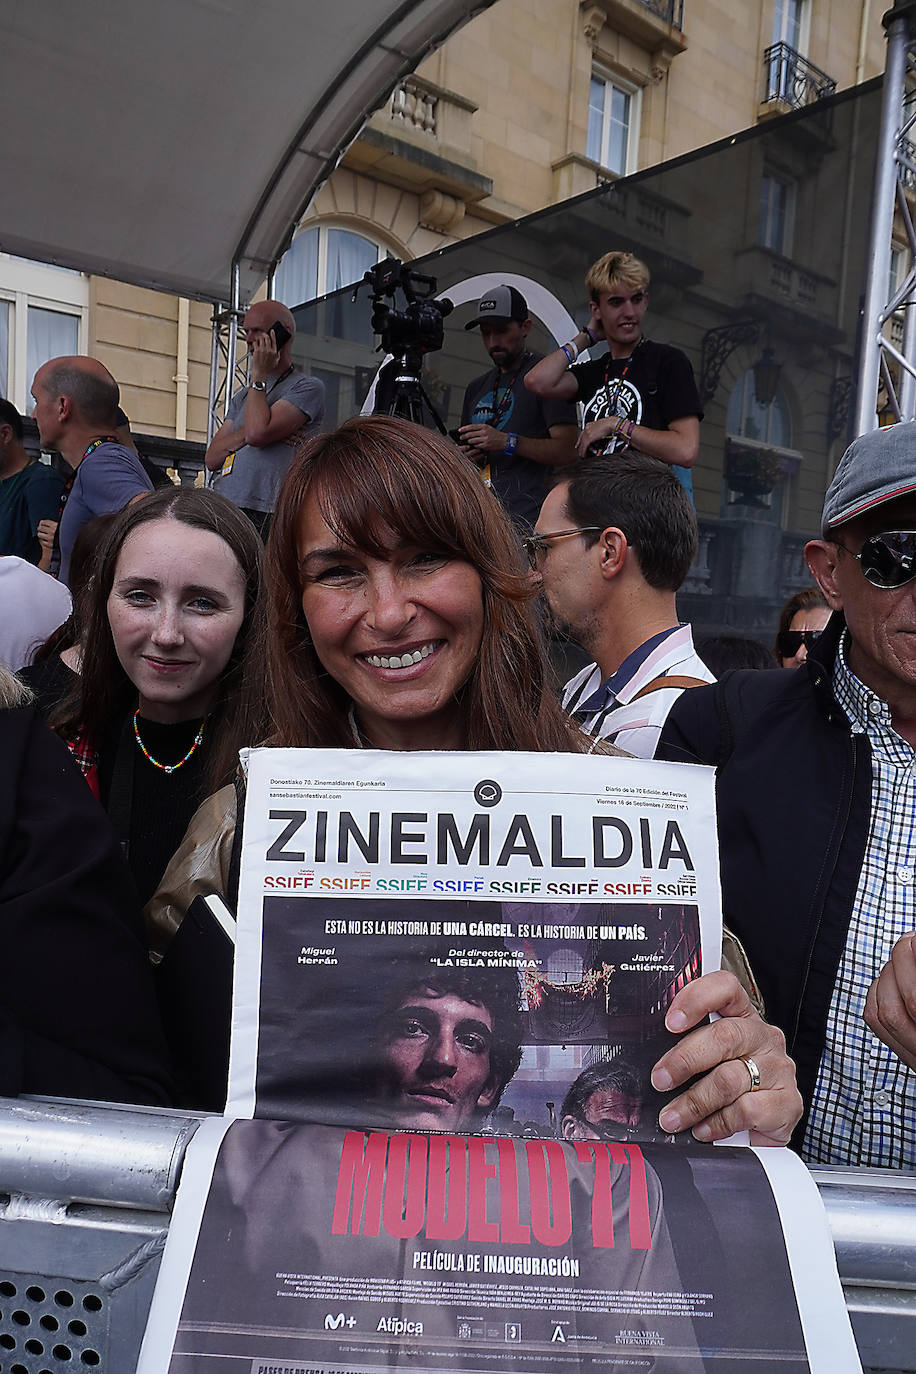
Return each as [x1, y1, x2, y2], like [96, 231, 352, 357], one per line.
[0, 707, 172, 1105]
[657, 613, 871, 1147]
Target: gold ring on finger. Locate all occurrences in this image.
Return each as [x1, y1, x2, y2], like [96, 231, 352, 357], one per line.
[742, 1055, 761, 1092]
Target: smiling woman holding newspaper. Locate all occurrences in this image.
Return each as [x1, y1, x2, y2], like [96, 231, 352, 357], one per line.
[150, 415, 801, 1143]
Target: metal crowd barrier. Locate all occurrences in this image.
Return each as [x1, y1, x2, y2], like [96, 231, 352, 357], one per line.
[0, 1098, 912, 1373]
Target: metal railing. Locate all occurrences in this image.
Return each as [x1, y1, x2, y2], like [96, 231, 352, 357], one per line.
[763, 42, 837, 109]
[635, 0, 684, 28]
[0, 1101, 913, 1372]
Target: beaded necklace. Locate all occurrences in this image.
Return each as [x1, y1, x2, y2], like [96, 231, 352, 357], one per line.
[133, 710, 206, 773]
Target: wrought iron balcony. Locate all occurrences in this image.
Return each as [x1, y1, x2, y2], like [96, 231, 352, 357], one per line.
[634, 0, 684, 27]
[763, 42, 836, 110]
[899, 136, 916, 192]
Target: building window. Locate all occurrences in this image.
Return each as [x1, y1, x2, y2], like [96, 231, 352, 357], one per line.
[724, 369, 795, 519]
[274, 226, 385, 309]
[726, 368, 792, 448]
[772, 0, 808, 53]
[759, 172, 794, 255]
[26, 307, 79, 392]
[890, 243, 910, 301]
[0, 256, 88, 413]
[586, 72, 639, 176]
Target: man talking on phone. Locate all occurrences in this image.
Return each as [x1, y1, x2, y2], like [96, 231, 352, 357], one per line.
[206, 299, 324, 537]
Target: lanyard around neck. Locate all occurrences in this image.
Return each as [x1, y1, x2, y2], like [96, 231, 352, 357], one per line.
[489, 353, 529, 425]
[82, 435, 118, 462]
[601, 339, 643, 414]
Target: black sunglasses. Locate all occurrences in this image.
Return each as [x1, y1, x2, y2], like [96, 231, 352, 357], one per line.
[845, 530, 916, 589]
[777, 629, 823, 658]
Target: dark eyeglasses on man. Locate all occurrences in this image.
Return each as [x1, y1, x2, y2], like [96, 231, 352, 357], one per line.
[845, 529, 916, 589]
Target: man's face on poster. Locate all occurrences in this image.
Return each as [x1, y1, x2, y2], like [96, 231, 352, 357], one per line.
[374, 986, 500, 1131]
[562, 1086, 642, 1142]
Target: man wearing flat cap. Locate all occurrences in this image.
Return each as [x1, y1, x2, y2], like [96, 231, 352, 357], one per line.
[658, 422, 916, 1168]
[458, 285, 577, 530]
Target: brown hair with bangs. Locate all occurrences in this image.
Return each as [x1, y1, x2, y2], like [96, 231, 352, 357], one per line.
[260, 414, 587, 752]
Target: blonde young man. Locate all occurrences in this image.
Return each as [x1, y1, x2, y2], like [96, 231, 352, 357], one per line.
[524, 251, 702, 498]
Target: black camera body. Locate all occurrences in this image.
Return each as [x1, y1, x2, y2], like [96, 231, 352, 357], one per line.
[357, 257, 453, 358]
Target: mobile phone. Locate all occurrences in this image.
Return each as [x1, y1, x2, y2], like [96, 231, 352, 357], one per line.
[271, 320, 292, 350]
[448, 427, 464, 443]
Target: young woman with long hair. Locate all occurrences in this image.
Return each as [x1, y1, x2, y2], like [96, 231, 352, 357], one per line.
[52, 486, 264, 905]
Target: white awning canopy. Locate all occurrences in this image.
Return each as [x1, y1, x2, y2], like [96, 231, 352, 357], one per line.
[0, 0, 493, 304]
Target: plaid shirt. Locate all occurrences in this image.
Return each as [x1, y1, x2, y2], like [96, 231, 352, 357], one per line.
[65, 730, 100, 800]
[802, 633, 916, 1168]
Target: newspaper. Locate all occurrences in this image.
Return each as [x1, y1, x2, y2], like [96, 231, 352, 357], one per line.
[137, 749, 861, 1373]
[228, 748, 722, 1134]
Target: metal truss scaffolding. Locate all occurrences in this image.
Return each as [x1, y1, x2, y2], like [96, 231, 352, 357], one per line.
[857, 0, 916, 434]
[206, 267, 247, 444]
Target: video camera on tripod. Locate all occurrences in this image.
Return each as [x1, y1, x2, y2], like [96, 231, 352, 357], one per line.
[353, 257, 454, 429]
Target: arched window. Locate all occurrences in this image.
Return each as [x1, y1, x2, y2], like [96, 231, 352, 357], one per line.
[724, 368, 799, 521]
[726, 367, 792, 447]
[274, 226, 384, 309]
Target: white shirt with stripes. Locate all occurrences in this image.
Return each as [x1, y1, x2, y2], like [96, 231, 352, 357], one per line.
[562, 624, 714, 759]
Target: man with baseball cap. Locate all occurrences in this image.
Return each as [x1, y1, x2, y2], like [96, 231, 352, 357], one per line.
[458, 285, 577, 530]
[658, 421, 916, 1168]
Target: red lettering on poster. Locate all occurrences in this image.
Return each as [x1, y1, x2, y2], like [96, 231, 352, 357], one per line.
[623, 1144, 652, 1249]
[466, 1137, 499, 1242]
[574, 1141, 615, 1248]
[383, 1134, 428, 1239]
[495, 1137, 530, 1244]
[425, 1135, 467, 1240]
[331, 1131, 387, 1235]
[526, 1140, 572, 1246]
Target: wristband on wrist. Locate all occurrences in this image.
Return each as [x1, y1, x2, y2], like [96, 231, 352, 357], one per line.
[561, 339, 580, 365]
[615, 418, 635, 451]
[581, 323, 598, 346]
[503, 432, 519, 457]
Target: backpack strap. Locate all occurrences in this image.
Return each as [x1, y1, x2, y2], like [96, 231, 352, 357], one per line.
[631, 674, 709, 701]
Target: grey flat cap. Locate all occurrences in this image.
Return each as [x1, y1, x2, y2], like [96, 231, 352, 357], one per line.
[821, 421, 916, 533]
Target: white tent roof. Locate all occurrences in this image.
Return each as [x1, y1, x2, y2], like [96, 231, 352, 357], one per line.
[0, 0, 493, 303]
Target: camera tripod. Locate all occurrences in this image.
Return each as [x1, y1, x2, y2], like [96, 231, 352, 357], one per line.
[373, 348, 448, 434]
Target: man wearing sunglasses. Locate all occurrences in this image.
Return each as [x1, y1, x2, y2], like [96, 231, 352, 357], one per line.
[659, 421, 916, 1169]
[524, 251, 702, 498]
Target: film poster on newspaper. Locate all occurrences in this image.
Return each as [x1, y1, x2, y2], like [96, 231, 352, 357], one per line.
[139, 749, 861, 1374]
